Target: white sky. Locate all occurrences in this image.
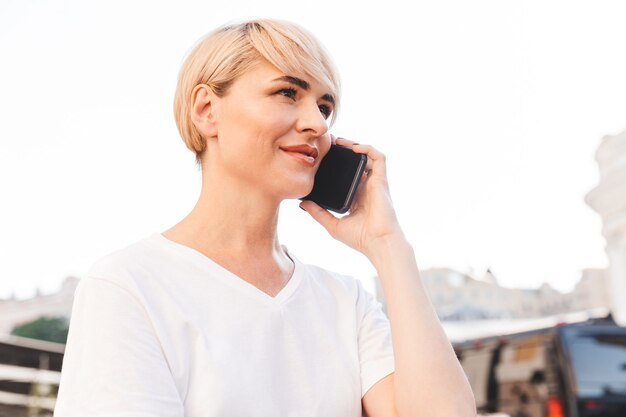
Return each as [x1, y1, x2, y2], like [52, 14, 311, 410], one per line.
[1, 0, 625, 300]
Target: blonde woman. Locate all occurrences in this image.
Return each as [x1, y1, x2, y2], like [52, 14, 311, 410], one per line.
[54, 19, 475, 417]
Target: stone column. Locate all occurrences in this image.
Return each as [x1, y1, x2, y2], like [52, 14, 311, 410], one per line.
[585, 129, 626, 324]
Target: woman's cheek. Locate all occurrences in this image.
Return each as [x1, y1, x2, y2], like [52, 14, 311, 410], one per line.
[320, 136, 332, 157]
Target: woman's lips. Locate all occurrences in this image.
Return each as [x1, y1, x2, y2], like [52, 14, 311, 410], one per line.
[280, 144, 319, 167]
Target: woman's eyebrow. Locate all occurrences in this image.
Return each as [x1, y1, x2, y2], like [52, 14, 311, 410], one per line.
[321, 93, 335, 105]
[272, 76, 335, 104]
[273, 76, 310, 90]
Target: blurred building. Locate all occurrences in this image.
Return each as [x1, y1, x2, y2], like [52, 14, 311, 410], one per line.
[586, 128, 626, 325]
[0, 277, 77, 336]
[1, 265, 612, 334]
[373, 128, 626, 323]
[375, 267, 609, 320]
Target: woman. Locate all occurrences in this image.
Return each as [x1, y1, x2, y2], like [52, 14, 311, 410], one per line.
[54, 19, 475, 417]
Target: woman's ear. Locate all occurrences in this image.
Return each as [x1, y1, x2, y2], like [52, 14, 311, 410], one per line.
[190, 84, 218, 139]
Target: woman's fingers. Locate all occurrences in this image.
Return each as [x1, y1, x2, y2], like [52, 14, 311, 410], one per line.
[331, 137, 385, 177]
[351, 143, 385, 162]
[334, 137, 356, 147]
[352, 143, 386, 177]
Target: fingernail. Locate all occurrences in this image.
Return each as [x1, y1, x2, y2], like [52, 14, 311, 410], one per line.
[300, 205, 307, 212]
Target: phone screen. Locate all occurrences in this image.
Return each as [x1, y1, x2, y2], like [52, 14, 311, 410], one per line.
[301, 144, 367, 213]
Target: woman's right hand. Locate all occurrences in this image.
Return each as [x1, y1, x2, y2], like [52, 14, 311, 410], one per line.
[300, 136, 406, 260]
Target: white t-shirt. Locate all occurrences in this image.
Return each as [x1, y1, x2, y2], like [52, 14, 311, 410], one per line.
[54, 233, 395, 417]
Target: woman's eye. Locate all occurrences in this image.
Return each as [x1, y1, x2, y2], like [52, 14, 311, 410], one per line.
[277, 88, 297, 99]
[318, 104, 332, 119]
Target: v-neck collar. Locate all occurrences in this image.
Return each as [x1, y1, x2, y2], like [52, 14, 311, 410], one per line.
[149, 232, 304, 307]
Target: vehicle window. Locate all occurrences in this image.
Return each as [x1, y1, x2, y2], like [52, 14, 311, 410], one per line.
[568, 334, 626, 397]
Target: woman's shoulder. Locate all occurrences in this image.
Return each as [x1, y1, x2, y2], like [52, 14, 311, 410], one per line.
[83, 234, 165, 290]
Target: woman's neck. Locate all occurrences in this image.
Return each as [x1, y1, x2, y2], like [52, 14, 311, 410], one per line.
[163, 170, 285, 261]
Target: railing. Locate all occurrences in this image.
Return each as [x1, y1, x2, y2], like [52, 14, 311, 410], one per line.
[0, 335, 64, 417]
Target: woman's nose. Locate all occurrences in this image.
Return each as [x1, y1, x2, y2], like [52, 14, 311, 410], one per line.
[295, 100, 329, 137]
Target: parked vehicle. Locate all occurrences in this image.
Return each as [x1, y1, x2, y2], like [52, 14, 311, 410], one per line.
[454, 315, 626, 417]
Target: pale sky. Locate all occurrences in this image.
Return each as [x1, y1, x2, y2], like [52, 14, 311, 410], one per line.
[1, 0, 625, 300]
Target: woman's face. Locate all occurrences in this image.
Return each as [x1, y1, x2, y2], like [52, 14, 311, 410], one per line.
[206, 60, 334, 200]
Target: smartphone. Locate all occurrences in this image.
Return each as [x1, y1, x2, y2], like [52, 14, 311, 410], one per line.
[301, 144, 368, 214]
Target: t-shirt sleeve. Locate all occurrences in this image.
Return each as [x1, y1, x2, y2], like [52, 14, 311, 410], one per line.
[355, 278, 395, 397]
[54, 277, 184, 417]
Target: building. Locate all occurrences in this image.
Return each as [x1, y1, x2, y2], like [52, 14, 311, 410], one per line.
[2, 262, 611, 337]
[375, 267, 609, 321]
[0, 277, 78, 336]
[586, 128, 626, 324]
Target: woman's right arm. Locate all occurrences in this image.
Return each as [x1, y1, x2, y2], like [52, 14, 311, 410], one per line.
[54, 277, 184, 417]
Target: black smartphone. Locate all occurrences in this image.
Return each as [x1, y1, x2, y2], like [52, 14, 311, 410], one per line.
[301, 144, 368, 214]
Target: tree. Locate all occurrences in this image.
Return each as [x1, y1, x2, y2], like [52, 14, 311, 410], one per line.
[11, 316, 69, 344]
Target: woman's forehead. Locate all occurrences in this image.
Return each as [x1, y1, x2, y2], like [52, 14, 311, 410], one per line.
[242, 61, 335, 97]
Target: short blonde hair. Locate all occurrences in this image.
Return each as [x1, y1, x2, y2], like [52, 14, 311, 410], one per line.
[173, 19, 341, 165]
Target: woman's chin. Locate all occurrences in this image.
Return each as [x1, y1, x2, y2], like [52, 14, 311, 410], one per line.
[281, 179, 315, 200]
